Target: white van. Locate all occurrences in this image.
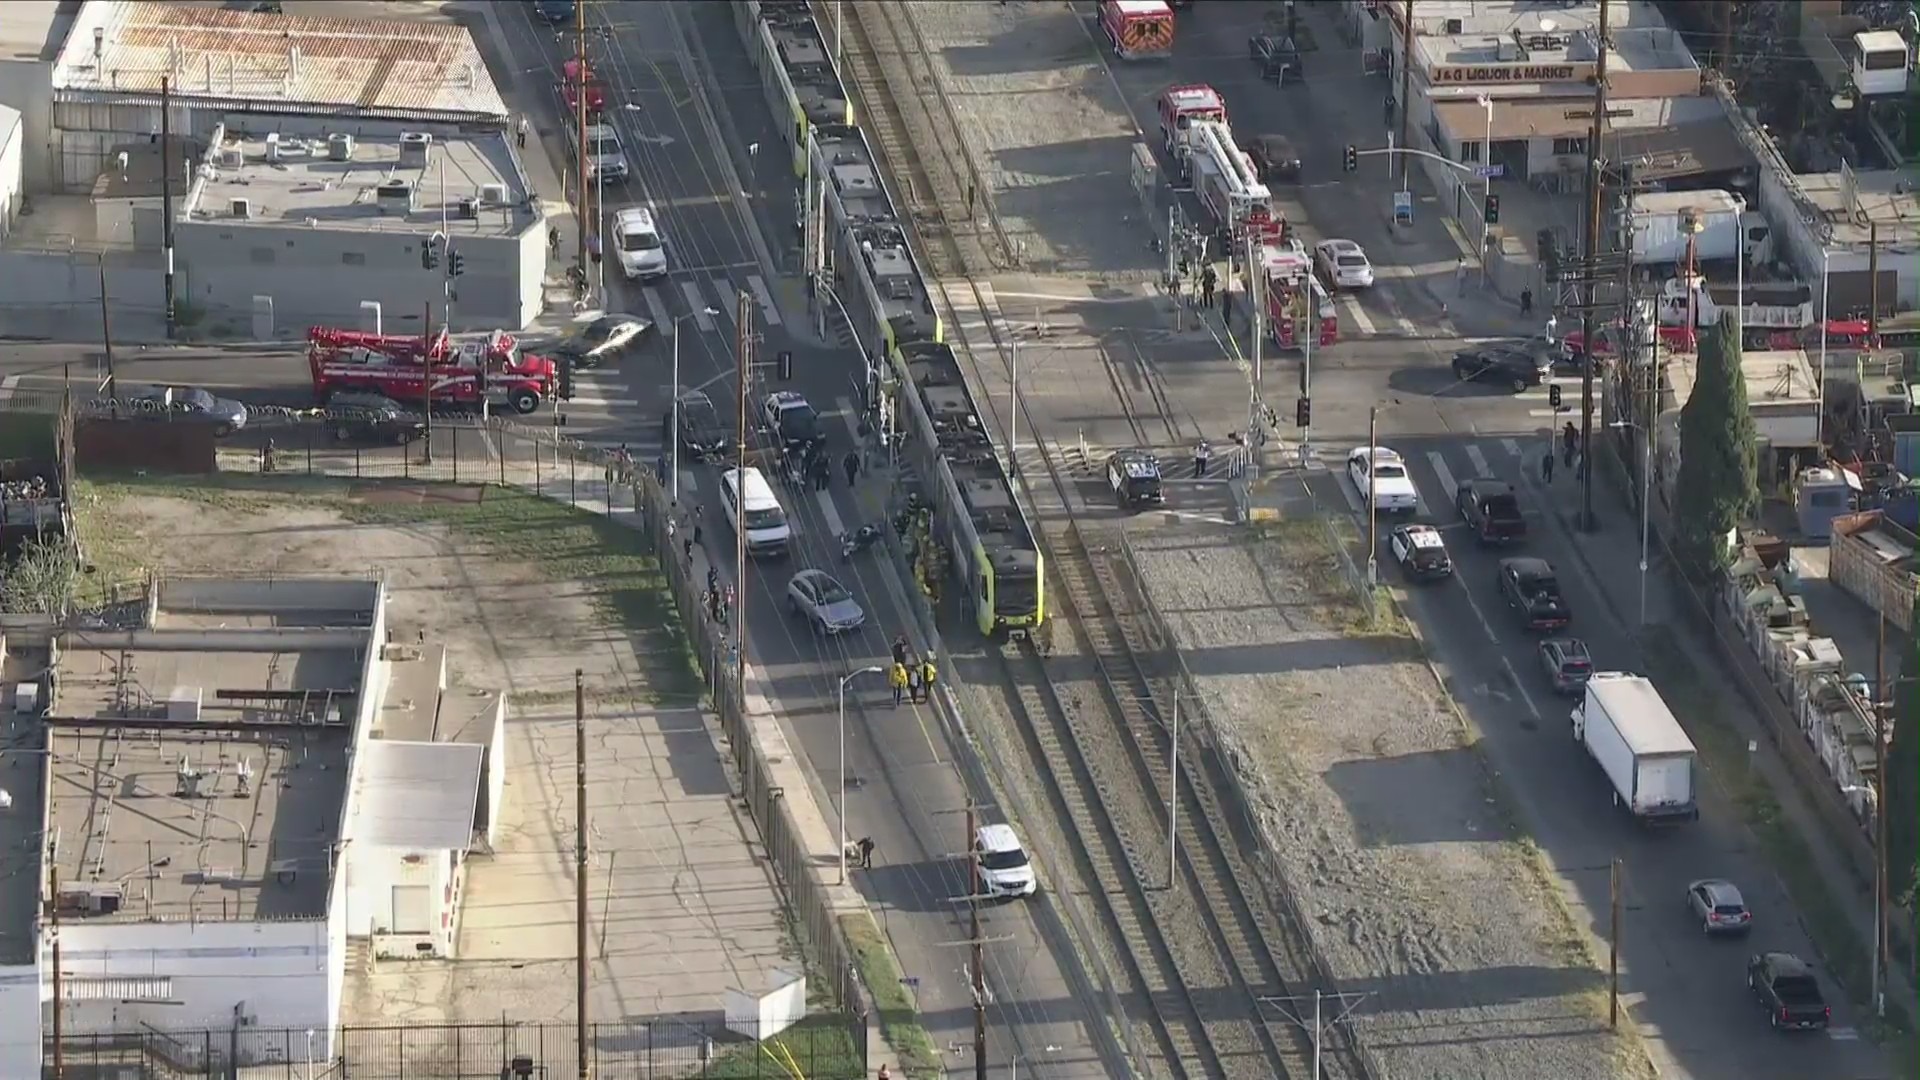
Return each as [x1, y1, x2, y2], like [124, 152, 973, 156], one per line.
[720, 466, 791, 557]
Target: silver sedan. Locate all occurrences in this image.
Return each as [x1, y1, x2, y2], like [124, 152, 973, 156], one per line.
[785, 569, 866, 635]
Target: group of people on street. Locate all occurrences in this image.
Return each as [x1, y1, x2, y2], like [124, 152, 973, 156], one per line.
[1541, 421, 1584, 483]
[889, 635, 938, 706]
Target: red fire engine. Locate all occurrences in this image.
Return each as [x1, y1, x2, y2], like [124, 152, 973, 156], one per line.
[307, 327, 557, 415]
[1259, 242, 1337, 349]
[1156, 83, 1226, 155]
[561, 58, 606, 115]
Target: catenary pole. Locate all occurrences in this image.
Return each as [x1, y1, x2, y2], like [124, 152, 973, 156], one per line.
[161, 74, 176, 339]
[575, 669, 589, 1079]
[1577, 0, 1611, 530]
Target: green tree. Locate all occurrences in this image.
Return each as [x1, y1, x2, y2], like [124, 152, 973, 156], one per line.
[1889, 594, 1920, 901]
[1671, 313, 1758, 578]
[0, 535, 78, 615]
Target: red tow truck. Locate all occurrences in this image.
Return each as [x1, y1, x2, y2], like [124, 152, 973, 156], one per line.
[308, 327, 558, 415]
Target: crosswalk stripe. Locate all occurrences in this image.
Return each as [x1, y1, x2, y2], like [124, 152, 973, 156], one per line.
[747, 274, 783, 327]
[1528, 409, 1569, 419]
[562, 395, 630, 408]
[1428, 451, 1460, 505]
[1500, 438, 1522, 458]
[681, 282, 715, 331]
[709, 277, 739, 323]
[1465, 443, 1492, 478]
[642, 285, 673, 330]
[1340, 294, 1377, 337]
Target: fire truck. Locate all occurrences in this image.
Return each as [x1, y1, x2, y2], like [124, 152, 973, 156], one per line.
[560, 57, 606, 115]
[1179, 118, 1276, 244]
[1099, 0, 1175, 60]
[1156, 83, 1226, 155]
[1260, 243, 1337, 349]
[308, 327, 558, 415]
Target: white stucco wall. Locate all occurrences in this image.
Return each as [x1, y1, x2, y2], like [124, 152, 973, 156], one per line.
[346, 844, 460, 958]
[58, 917, 331, 1039]
[0, 963, 39, 1077]
[0, 104, 22, 244]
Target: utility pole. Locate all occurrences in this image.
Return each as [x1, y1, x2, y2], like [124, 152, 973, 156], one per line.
[1246, 229, 1263, 465]
[1867, 220, 1880, 344]
[573, 0, 590, 300]
[734, 290, 754, 694]
[49, 863, 63, 1080]
[421, 300, 434, 465]
[1577, 0, 1611, 531]
[1397, 0, 1414, 189]
[1873, 615, 1889, 1017]
[160, 74, 176, 339]
[574, 669, 590, 1079]
[936, 800, 1012, 1079]
[1261, 990, 1373, 1079]
[1608, 857, 1623, 1030]
[1366, 405, 1380, 585]
[98, 257, 116, 401]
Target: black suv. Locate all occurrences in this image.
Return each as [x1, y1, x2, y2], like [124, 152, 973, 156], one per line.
[1249, 34, 1303, 84]
[1499, 557, 1570, 631]
[327, 391, 425, 444]
[1451, 346, 1551, 393]
[1457, 479, 1527, 545]
[1243, 135, 1302, 184]
[668, 389, 730, 461]
[1106, 449, 1164, 510]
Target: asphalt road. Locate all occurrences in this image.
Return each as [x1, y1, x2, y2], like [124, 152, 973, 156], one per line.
[1109, 5, 1893, 1078]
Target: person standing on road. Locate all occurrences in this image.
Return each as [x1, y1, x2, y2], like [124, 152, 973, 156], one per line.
[889, 661, 909, 706]
[1200, 264, 1218, 310]
[857, 837, 875, 869]
[892, 636, 911, 668]
[1455, 257, 1469, 294]
[1541, 448, 1555, 483]
[1193, 439, 1212, 479]
[920, 659, 937, 702]
[906, 662, 925, 704]
[1562, 421, 1579, 467]
[843, 449, 861, 487]
[1519, 287, 1534, 316]
[516, 115, 529, 149]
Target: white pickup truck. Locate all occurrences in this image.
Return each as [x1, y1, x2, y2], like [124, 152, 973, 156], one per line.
[1570, 673, 1698, 824]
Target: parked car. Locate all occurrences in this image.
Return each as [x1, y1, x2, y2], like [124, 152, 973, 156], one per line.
[1242, 134, 1301, 183]
[1451, 345, 1551, 393]
[1456, 479, 1526, 545]
[785, 569, 866, 635]
[761, 390, 823, 449]
[1106, 448, 1164, 510]
[1315, 239, 1375, 290]
[1536, 637, 1592, 694]
[326, 391, 425, 444]
[613, 207, 668, 282]
[1346, 446, 1417, 513]
[1686, 878, 1753, 936]
[1499, 557, 1569, 631]
[551, 314, 653, 369]
[126, 386, 249, 436]
[1747, 952, 1829, 1031]
[973, 823, 1038, 899]
[1388, 523, 1452, 581]
[667, 389, 730, 461]
[1249, 33, 1303, 84]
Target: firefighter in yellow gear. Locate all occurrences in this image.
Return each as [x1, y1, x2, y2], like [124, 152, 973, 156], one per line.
[889, 662, 909, 707]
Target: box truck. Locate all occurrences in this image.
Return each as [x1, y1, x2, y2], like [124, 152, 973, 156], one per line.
[1570, 673, 1698, 823]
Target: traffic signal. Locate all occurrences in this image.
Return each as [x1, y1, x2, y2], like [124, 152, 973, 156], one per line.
[777, 349, 793, 381]
[1483, 194, 1501, 224]
[557, 356, 574, 400]
[1343, 145, 1358, 173]
[1549, 383, 1562, 410]
[1295, 395, 1311, 428]
[421, 240, 439, 271]
[449, 249, 466, 278]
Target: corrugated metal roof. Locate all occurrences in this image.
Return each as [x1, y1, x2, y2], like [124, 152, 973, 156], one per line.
[346, 740, 482, 852]
[51, 1, 506, 122]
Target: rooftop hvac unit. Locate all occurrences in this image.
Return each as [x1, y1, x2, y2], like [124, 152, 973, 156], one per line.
[328, 132, 355, 161]
[229, 197, 252, 219]
[166, 686, 203, 723]
[478, 182, 507, 206]
[58, 887, 122, 916]
[398, 131, 433, 169]
[265, 133, 282, 162]
[456, 195, 480, 220]
[1444, 18, 1463, 33]
[218, 146, 244, 169]
[13, 683, 39, 716]
[374, 179, 414, 214]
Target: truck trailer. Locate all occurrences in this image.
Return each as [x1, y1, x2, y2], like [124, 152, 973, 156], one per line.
[1570, 673, 1699, 823]
[1629, 190, 1767, 267]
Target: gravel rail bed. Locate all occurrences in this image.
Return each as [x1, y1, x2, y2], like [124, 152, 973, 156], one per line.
[1126, 521, 1648, 1080]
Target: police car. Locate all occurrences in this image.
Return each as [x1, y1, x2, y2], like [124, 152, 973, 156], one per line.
[760, 390, 823, 449]
[1106, 448, 1165, 510]
[1388, 524, 1453, 581]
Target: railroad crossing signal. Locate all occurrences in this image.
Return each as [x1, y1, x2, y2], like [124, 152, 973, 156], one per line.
[1343, 145, 1358, 173]
[1295, 396, 1311, 428]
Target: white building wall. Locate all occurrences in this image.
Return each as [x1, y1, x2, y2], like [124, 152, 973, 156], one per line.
[0, 963, 40, 1077]
[58, 917, 330, 1035]
[0, 105, 21, 244]
[0, 61, 56, 194]
[348, 844, 460, 959]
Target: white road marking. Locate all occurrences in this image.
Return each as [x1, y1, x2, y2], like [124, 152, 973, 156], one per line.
[747, 273, 783, 326]
[669, 261, 759, 275]
[1465, 443, 1493, 478]
[0, 375, 19, 401]
[709, 278, 739, 323]
[813, 486, 845, 537]
[1340, 294, 1377, 337]
[642, 285, 673, 330]
[1499, 438, 1522, 458]
[561, 395, 629, 409]
[1529, 409, 1570, 419]
[680, 282, 715, 331]
[1394, 315, 1417, 336]
[1829, 1027, 1859, 1041]
[1428, 452, 1460, 504]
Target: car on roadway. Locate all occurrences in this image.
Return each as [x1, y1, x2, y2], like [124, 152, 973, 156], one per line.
[534, 0, 576, 23]
[1106, 448, 1165, 510]
[577, 122, 629, 181]
[125, 386, 249, 437]
[1748, 952, 1830, 1032]
[1388, 523, 1452, 581]
[973, 823, 1038, 899]
[1241, 134, 1301, 184]
[551, 314, 653, 369]
[1346, 446, 1417, 514]
[1686, 878, 1753, 936]
[1499, 557, 1570, 631]
[1248, 33, 1304, 85]
[761, 390, 823, 449]
[1451, 345, 1552, 392]
[326, 391, 425, 445]
[613, 207, 668, 282]
[1456, 479, 1526, 545]
[667, 389, 730, 461]
[785, 569, 866, 635]
[1315, 239, 1375, 290]
[1536, 637, 1593, 694]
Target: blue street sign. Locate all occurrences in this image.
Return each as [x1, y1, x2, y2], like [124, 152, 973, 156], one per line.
[1392, 190, 1414, 226]
[1474, 164, 1506, 179]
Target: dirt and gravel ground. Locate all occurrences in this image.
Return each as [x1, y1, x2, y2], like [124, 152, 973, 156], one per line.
[1125, 520, 1650, 1080]
[72, 476, 790, 1051]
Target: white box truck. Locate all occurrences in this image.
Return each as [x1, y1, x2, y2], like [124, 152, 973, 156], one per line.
[1570, 673, 1698, 823]
[1629, 190, 1767, 266]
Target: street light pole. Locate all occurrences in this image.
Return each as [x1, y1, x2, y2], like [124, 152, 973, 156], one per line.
[838, 666, 885, 885]
[668, 307, 719, 504]
[1478, 94, 1493, 266]
[1008, 332, 1020, 476]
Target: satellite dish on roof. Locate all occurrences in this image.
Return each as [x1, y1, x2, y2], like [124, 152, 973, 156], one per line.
[1539, 18, 1558, 33]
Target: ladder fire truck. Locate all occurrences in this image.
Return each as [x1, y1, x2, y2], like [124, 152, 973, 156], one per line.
[1156, 83, 1226, 155]
[1260, 242, 1337, 350]
[1179, 117, 1278, 245]
[307, 327, 558, 414]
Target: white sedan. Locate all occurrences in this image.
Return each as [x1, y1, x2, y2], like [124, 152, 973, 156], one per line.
[613, 206, 668, 282]
[1347, 446, 1418, 514]
[1315, 239, 1375, 290]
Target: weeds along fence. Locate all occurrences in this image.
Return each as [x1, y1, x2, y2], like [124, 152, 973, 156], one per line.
[1108, 526, 1384, 1079]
